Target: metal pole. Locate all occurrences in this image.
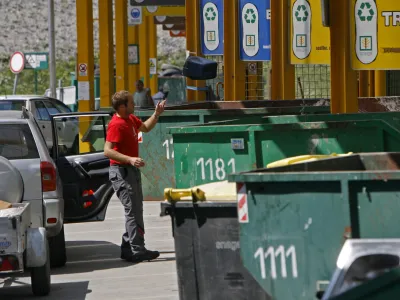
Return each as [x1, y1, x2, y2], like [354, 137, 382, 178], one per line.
[13, 74, 19, 95]
[48, 0, 57, 98]
[34, 70, 38, 94]
[58, 79, 63, 102]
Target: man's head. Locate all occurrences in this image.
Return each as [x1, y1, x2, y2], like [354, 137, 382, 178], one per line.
[136, 80, 144, 92]
[112, 90, 134, 116]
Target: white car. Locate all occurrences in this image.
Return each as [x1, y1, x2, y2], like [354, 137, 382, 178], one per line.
[0, 108, 117, 274]
[0, 96, 79, 153]
[0, 109, 64, 274]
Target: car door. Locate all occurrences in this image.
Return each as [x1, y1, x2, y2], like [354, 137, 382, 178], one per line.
[50, 112, 114, 223]
[31, 100, 53, 149]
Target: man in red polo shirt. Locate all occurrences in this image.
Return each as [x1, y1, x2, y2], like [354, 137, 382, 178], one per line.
[104, 90, 166, 262]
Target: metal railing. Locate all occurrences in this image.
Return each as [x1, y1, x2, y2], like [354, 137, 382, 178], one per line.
[295, 65, 331, 99]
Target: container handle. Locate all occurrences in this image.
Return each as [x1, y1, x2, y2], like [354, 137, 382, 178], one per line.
[164, 188, 206, 203]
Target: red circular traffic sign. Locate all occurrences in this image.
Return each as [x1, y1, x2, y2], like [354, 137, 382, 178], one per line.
[10, 51, 25, 74]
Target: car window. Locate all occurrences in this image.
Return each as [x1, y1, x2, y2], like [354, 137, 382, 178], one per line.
[34, 101, 51, 121]
[0, 100, 26, 111]
[53, 115, 111, 157]
[0, 124, 40, 159]
[42, 101, 60, 116]
[53, 101, 72, 113]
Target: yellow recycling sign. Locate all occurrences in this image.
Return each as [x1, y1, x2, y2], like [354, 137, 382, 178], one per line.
[290, 0, 330, 65]
[350, 0, 400, 70]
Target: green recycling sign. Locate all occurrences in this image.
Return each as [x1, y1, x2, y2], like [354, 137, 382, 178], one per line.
[244, 8, 257, 24]
[205, 6, 217, 21]
[357, 2, 375, 21]
[295, 5, 309, 22]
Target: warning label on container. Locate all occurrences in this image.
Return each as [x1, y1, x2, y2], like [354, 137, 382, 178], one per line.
[237, 183, 248, 223]
[138, 131, 143, 143]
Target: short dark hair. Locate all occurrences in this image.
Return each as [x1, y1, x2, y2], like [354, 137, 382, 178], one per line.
[112, 90, 131, 110]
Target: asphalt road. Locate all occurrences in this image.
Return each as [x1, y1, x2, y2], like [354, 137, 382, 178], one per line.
[0, 198, 179, 300]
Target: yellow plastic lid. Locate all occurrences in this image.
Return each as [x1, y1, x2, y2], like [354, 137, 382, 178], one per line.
[164, 180, 237, 203]
[267, 153, 354, 169]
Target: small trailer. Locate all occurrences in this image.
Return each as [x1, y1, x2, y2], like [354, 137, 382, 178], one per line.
[0, 202, 50, 296]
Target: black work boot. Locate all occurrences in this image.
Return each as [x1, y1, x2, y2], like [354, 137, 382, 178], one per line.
[122, 248, 160, 263]
[120, 246, 133, 260]
[130, 249, 160, 262]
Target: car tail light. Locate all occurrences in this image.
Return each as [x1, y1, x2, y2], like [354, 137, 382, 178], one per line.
[47, 218, 57, 224]
[82, 190, 94, 197]
[40, 161, 57, 192]
[0, 256, 19, 272]
[83, 201, 93, 209]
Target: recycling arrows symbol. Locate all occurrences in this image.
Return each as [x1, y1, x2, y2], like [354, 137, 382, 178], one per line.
[205, 6, 216, 21]
[245, 8, 256, 24]
[358, 2, 375, 22]
[295, 5, 309, 22]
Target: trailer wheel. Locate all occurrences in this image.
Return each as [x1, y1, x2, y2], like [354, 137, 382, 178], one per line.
[31, 240, 51, 296]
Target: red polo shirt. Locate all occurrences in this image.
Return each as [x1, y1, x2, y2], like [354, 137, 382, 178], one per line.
[106, 114, 143, 165]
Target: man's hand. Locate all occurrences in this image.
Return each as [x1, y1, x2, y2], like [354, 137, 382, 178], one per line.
[155, 100, 166, 116]
[129, 157, 145, 168]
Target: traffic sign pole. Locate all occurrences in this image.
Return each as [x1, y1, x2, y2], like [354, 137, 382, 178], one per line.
[34, 70, 38, 94]
[13, 74, 19, 95]
[48, 0, 57, 98]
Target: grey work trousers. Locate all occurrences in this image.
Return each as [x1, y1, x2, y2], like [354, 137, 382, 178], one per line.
[109, 165, 145, 254]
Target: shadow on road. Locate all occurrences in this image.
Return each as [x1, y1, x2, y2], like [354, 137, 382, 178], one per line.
[51, 240, 133, 275]
[51, 240, 176, 275]
[0, 281, 91, 299]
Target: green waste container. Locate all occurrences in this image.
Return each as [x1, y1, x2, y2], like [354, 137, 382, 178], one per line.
[170, 112, 400, 188]
[226, 152, 400, 299]
[134, 102, 330, 199]
[86, 100, 331, 200]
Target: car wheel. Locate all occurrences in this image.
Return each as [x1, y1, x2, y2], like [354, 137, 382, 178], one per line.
[48, 225, 67, 268]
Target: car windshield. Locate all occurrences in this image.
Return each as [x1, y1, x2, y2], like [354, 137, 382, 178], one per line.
[0, 100, 26, 111]
[0, 123, 39, 159]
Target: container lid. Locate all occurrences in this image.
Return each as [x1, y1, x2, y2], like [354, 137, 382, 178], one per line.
[164, 180, 236, 203]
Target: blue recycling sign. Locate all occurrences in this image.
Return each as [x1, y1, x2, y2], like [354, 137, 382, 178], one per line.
[200, 0, 224, 55]
[239, 0, 271, 61]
